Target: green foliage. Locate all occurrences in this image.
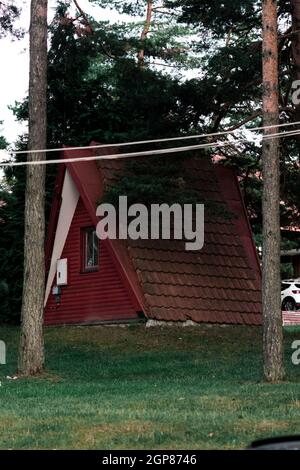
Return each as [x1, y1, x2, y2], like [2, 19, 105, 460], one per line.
[3, 0, 300, 323]
[102, 155, 202, 206]
[4, 2, 196, 322]
[0, 169, 25, 322]
[0, 134, 60, 324]
[107, 157, 175, 202]
[281, 263, 294, 280]
[0, 122, 8, 149]
[0, 136, 7, 149]
[91, 0, 199, 70]
[167, 0, 261, 37]
[167, 0, 300, 250]
[102, 153, 232, 220]
[23, 3, 188, 145]
[92, 0, 147, 16]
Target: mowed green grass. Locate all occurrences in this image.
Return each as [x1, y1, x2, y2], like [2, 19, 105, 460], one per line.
[1, 323, 300, 449]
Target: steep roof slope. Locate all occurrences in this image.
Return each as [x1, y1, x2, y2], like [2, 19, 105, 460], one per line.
[96, 150, 262, 325]
[49, 145, 262, 325]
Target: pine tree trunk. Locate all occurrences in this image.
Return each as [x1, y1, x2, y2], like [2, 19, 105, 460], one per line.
[18, 0, 48, 376]
[138, 0, 153, 68]
[262, 0, 284, 382]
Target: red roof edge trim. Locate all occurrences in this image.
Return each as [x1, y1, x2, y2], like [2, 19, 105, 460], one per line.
[45, 163, 66, 275]
[215, 166, 261, 278]
[63, 148, 100, 226]
[232, 170, 261, 277]
[105, 239, 146, 312]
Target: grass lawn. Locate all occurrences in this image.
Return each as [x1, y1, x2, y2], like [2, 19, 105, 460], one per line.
[1, 323, 300, 449]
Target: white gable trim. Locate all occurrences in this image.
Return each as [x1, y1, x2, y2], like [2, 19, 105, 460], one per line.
[44, 169, 80, 306]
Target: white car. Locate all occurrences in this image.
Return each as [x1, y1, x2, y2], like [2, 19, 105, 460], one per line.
[281, 280, 300, 311]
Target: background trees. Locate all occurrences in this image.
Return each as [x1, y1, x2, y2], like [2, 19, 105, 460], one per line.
[0, 0, 300, 326]
[0, 1, 24, 322]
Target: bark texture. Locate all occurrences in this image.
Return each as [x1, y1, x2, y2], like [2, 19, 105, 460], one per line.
[262, 0, 284, 382]
[138, 0, 153, 68]
[18, 0, 48, 376]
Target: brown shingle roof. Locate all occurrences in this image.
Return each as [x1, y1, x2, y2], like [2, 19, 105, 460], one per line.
[95, 152, 262, 324]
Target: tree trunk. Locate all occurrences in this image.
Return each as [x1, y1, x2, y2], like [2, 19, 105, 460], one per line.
[18, 0, 48, 376]
[138, 0, 153, 68]
[262, 0, 284, 382]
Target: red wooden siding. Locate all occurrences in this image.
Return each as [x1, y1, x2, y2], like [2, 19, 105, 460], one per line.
[44, 198, 139, 325]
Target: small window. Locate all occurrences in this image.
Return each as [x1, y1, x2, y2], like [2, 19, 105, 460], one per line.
[281, 283, 291, 291]
[82, 228, 99, 272]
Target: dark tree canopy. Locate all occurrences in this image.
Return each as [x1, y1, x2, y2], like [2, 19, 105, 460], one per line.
[1, 0, 300, 321]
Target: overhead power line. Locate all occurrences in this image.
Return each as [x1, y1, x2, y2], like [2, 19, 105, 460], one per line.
[2, 119, 300, 157]
[1, 127, 300, 168]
